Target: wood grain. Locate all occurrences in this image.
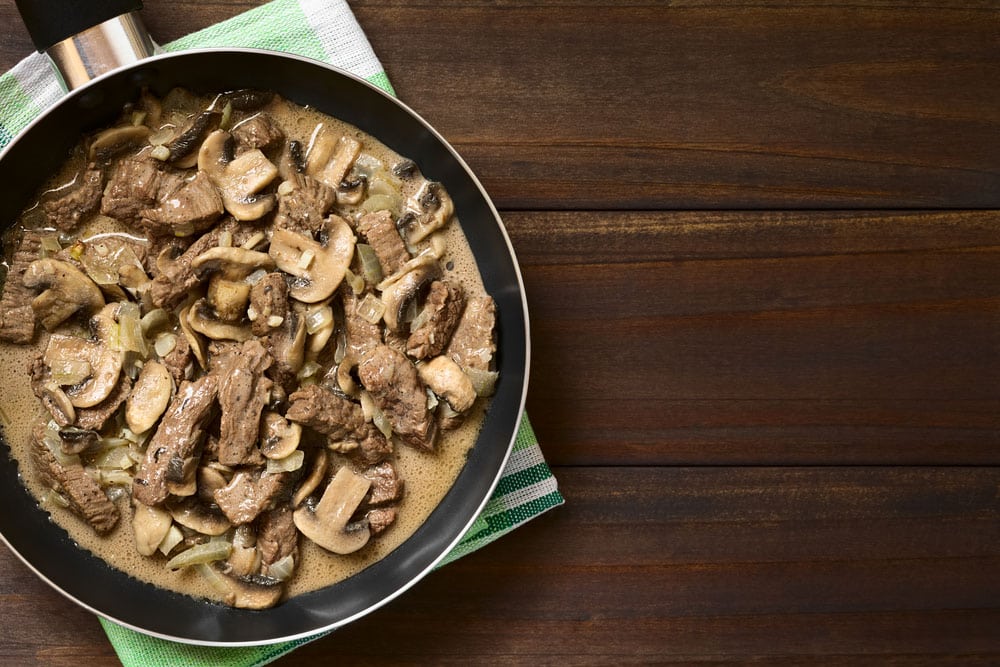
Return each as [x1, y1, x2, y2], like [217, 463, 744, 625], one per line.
[2, 2, 999, 208]
[512, 210, 1000, 465]
[0, 1, 997, 663]
[3, 466, 999, 665]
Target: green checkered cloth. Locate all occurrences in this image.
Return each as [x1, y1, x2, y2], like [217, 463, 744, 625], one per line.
[0, 1, 562, 664]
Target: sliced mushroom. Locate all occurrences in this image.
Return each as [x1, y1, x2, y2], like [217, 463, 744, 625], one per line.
[23, 258, 105, 331]
[166, 496, 232, 536]
[39, 382, 75, 426]
[191, 246, 275, 321]
[89, 124, 150, 161]
[268, 221, 356, 303]
[165, 448, 201, 498]
[402, 181, 454, 244]
[162, 110, 221, 167]
[293, 466, 371, 554]
[57, 426, 99, 455]
[197, 465, 229, 504]
[302, 302, 335, 362]
[178, 304, 208, 368]
[334, 356, 360, 397]
[260, 411, 302, 460]
[187, 298, 253, 341]
[336, 175, 366, 206]
[131, 501, 173, 557]
[207, 277, 252, 322]
[417, 355, 476, 413]
[291, 448, 328, 508]
[125, 360, 173, 434]
[198, 130, 278, 220]
[379, 260, 440, 332]
[222, 89, 275, 112]
[224, 573, 284, 610]
[305, 126, 361, 190]
[226, 525, 261, 577]
[42, 304, 123, 408]
[191, 246, 276, 279]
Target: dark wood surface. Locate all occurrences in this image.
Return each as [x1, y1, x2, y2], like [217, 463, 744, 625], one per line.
[1, 1, 999, 664]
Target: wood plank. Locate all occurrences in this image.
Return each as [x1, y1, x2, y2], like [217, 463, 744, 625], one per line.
[353, 2, 1000, 209]
[2, 2, 999, 208]
[508, 210, 1000, 465]
[270, 465, 1000, 664]
[6, 466, 997, 664]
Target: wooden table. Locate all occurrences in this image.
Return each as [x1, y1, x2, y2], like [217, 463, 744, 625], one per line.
[2, 1, 999, 664]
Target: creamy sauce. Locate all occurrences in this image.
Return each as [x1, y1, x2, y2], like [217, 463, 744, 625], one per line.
[0, 91, 490, 604]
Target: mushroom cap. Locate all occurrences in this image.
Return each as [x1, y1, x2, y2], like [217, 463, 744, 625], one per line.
[293, 466, 371, 554]
[405, 181, 454, 244]
[24, 258, 106, 331]
[418, 355, 477, 413]
[192, 246, 276, 279]
[291, 448, 328, 509]
[42, 304, 123, 408]
[125, 360, 173, 434]
[198, 130, 278, 221]
[166, 496, 233, 536]
[178, 304, 208, 369]
[268, 220, 356, 303]
[163, 110, 221, 167]
[131, 501, 173, 557]
[89, 124, 151, 161]
[304, 126, 361, 190]
[187, 298, 253, 342]
[379, 260, 440, 332]
[224, 572, 285, 609]
[260, 411, 302, 460]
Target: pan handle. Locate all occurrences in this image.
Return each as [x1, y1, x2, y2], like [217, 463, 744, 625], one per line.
[14, 0, 154, 90]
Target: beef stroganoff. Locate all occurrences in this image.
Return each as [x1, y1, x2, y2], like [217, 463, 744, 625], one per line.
[0, 88, 496, 609]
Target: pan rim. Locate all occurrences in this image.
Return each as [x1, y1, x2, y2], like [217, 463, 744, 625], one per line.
[0, 47, 531, 646]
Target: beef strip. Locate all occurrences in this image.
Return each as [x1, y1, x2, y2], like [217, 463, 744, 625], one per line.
[132, 374, 218, 506]
[363, 460, 404, 506]
[161, 331, 192, 387]
[250, 273, 289, 337]
[356, 210, 410, 276]
[75, 374, 132, 431]
[140, 171, 224, 237]
[0, 231, 41, 343]
[101, 156, 162, 224]
[406, 280, 465, 360]
[341, 287, 381, 359]
[257, 505, 298, 573]
[149, 226, 222, 308]
[216, 339, 273, 466]
[249, 272, 300, 391]
[214, 467, 295, 525]
[31, 422, 119, 534]
[366, 507, 397, 536]
[285, 384, 392, 465]
[382, 328, 408, 356]
[273, 172, 335, 236]
[42, 164, 104, 232]
[358, 344, 437, 451]
[446, 295, 496, 371]
[232, 113, 285, 154]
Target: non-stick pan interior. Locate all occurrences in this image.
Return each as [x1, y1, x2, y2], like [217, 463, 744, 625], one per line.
[0, 49, 527, 644]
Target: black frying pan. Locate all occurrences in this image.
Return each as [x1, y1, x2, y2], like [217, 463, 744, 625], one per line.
[0, 0, 528, 645]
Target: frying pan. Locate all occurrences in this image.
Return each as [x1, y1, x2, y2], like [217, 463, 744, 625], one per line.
[0, 0, 529, 645]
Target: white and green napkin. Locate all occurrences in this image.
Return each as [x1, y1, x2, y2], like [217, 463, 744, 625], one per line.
[0, 1, 562, 665]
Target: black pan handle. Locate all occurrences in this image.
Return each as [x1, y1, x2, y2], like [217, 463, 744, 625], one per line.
[15, 0, 144, 52]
